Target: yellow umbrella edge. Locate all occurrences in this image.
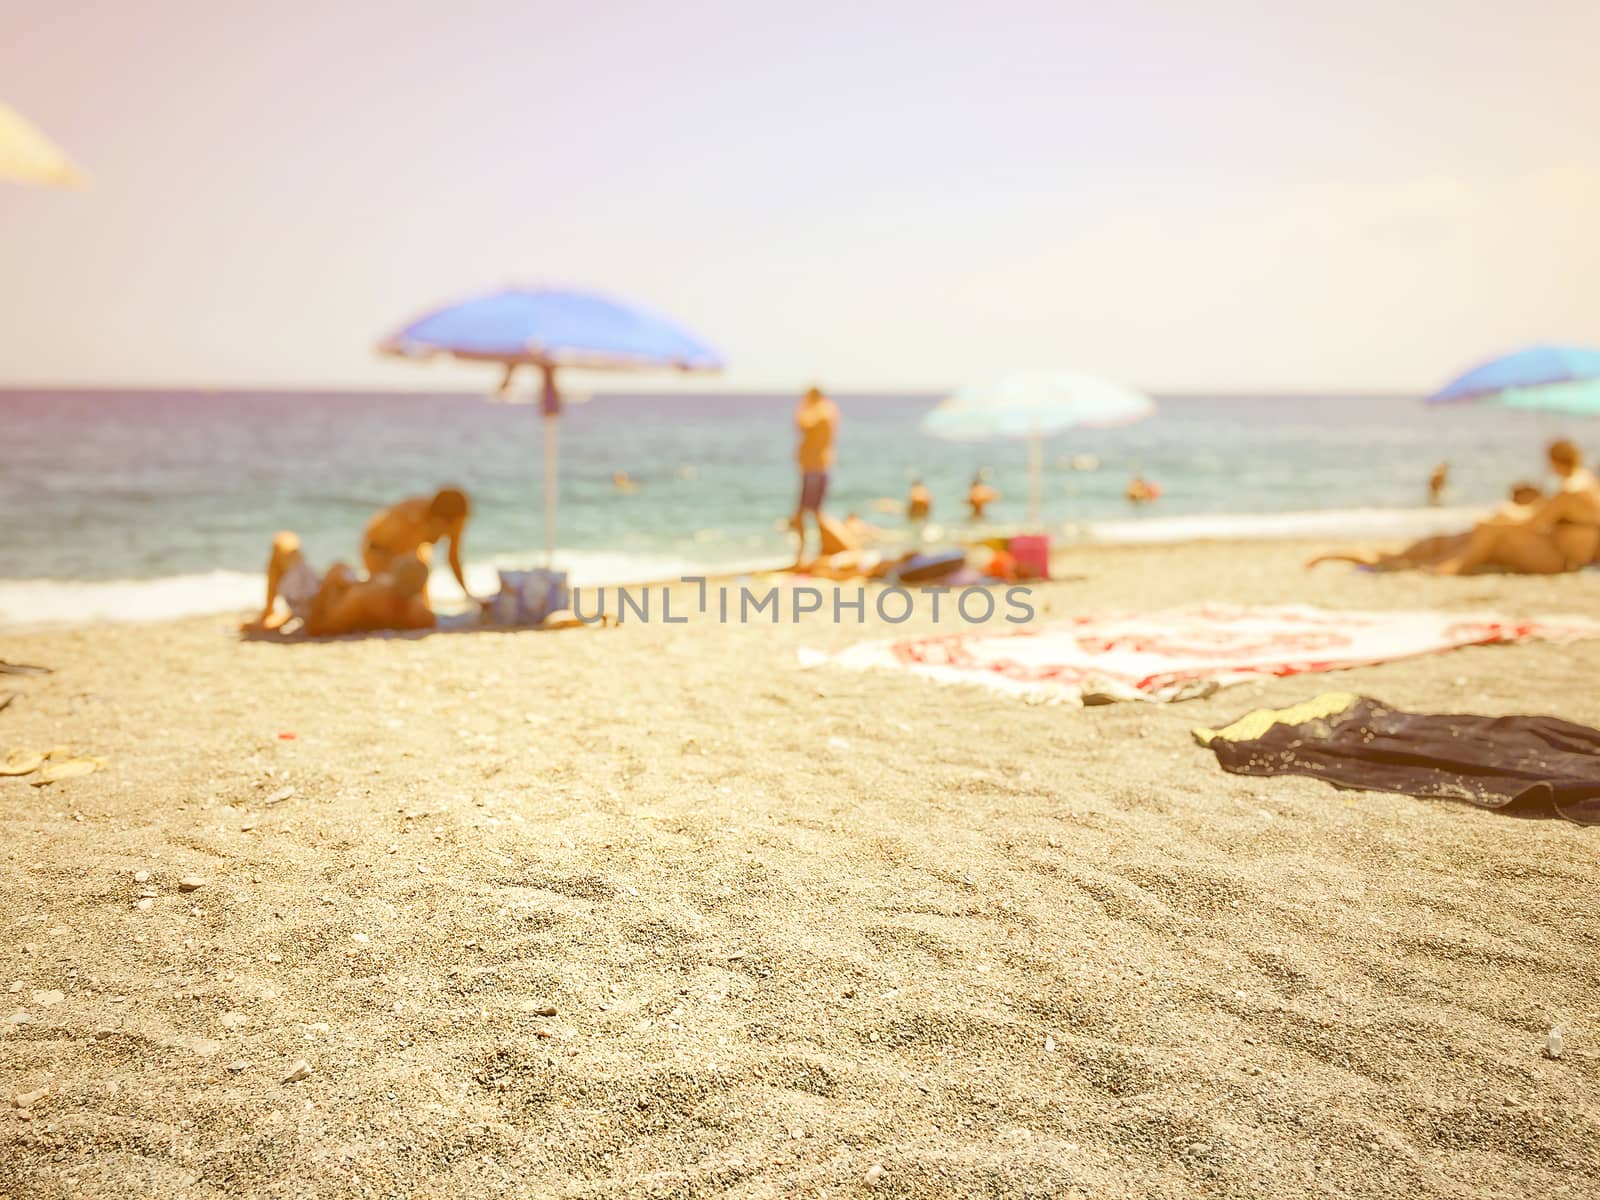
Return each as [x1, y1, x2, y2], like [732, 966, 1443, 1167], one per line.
[0, 102, 86, 188]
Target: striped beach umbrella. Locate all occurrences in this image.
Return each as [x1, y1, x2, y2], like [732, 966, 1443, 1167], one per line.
[921, 370, 1155, 526]
[380, 286, 724, 564]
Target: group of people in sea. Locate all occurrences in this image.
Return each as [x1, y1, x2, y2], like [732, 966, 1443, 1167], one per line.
[1309, 439, 1600, 575]
[241, 489, 474, 636]
[786, 386, 1160, 567]
[889, 475, 1001, 524]
[788, 387, 1010, 568]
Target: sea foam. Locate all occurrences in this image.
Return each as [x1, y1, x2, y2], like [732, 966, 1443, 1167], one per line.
[0, 508, 1489, 631]
[0, 551, 790, 631]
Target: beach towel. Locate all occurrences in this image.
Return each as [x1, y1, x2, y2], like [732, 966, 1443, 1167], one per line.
[1194, 693, 1600, 824]
[803, 604, 1600, 706]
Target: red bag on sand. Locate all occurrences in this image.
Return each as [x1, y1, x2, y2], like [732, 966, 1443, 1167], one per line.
[1009, 534, 1050, 581]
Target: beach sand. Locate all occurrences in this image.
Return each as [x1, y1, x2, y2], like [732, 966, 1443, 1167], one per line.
[2, 540, 1598, 1198]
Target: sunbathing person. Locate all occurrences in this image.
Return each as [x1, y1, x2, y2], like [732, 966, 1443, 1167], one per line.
[1434, 440, 1600, 575]
[803, 545, 923, 582]
[304, 554, 435, 637]
[247, 486, 474, 627]
[362, 487, 476, 602]
[1307, 483, 1544, 572]
[242, 536, 434, 635]
[843, 512, 891, 544]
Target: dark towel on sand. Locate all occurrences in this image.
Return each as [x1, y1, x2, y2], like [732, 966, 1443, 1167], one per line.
[1194, 692, 1600, 825]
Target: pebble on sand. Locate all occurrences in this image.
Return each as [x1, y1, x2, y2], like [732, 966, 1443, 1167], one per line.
[13, 1088, 49, 1109]
[865, 1164, 885, 1185]
[31, 990, 65, 1007]
[282, 1059, 313, 1083]
[178, 876, 205, 892]
[133, 870, 150, 884]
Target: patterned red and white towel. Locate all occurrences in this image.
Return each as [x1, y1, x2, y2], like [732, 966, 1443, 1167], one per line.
[801, 605, 1600, 706]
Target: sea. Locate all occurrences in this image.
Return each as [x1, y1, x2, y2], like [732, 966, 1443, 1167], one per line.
[0, 388, 1575, 628]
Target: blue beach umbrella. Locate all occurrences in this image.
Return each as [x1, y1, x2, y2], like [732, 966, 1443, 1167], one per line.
[381, 286, 724, 564]
[1427, 344, 1600, 415]
[921, 370, 1154, 527]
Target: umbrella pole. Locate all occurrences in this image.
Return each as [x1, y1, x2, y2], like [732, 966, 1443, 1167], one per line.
[540, 364, 560, 568]
[543, 414, 559, 566]
[1028, 426, 1043, 529]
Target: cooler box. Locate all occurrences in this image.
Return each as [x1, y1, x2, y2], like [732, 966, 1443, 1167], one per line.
[1009, 534, 1050, 581]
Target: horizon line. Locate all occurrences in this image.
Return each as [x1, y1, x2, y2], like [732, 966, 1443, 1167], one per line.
[0, 382, 1426, 400]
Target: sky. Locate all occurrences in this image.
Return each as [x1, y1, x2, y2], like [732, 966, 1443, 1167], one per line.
[2, 0, 1597, 393]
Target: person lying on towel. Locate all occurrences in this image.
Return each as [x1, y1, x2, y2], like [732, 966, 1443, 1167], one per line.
[1308, 440, 1600, 575]
[240, 537, 434, 636]
[245, 486, 475, 628]
[1433, 439, 1600, 575]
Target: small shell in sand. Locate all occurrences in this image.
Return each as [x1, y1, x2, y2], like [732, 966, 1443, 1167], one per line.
[31, 757, 106, 786]
[0, 749, 45, 777]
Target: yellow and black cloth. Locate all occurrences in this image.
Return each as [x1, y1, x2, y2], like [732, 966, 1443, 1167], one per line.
[1195, 693, 1600, 825]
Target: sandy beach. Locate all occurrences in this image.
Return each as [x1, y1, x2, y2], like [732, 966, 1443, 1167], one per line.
[3, 539, 1599, 1198]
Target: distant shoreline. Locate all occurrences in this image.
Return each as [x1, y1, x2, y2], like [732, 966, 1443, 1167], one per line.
[0, 385, 1422, 402]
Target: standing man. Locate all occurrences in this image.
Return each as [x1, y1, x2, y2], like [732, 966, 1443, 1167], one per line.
[792, 385, 839, 565]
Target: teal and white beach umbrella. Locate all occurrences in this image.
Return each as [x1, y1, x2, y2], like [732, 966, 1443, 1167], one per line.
[921, 370, 1155, 527]
[1427, 345, 1600, 415]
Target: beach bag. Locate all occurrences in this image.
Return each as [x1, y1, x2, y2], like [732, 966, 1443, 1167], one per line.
[1009, 534, 1051, 581]
[491, 568, 570, 627]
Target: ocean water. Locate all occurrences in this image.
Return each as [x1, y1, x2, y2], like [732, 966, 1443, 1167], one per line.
[0, 388, 1577, 626]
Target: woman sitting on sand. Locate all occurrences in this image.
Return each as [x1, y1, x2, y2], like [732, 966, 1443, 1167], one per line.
[1310, 440, 1600, 576]
[1434, 440, 1600, 575]
[843, 511, 892, 545]
[1307, 482, 1544, 572]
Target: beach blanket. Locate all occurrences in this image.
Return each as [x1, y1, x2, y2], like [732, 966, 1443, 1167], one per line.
[802, 604, 1600, 706]
[1194, 693, 1600, 824]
